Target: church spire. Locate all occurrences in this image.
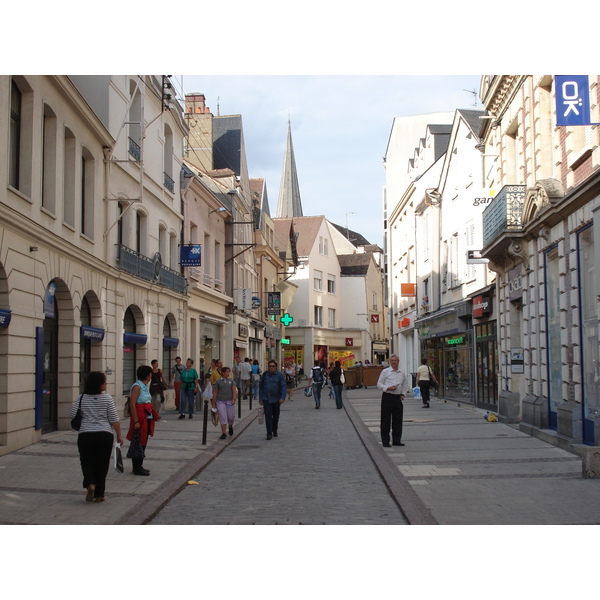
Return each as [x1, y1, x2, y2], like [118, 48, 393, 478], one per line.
[276, 119, 303, 218]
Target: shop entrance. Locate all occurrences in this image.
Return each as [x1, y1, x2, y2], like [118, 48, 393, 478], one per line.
[475, 323, 498, 410]
[443, 335, 472, 402]
[42, 310, 58, 433]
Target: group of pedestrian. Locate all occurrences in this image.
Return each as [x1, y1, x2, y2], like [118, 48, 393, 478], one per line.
[306, 359, 345, 410]
[70, 350, 438, 504]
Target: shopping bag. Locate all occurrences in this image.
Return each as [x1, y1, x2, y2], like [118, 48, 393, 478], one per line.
[304, 386, 313, 397]
[211, 407, 219, 427]
[126, 428, 145, 459]
[113, 442, 124, 473]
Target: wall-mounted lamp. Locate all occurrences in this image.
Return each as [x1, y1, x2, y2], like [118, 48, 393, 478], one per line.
[209, 207, 226, 214]
[30, 246, 38, 252]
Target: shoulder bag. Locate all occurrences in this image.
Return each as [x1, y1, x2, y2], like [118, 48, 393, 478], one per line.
[71, 394, 84, 431]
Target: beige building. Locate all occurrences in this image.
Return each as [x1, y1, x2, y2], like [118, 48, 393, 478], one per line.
[479, 75, 600, 447]
[1, 75, 188, 454]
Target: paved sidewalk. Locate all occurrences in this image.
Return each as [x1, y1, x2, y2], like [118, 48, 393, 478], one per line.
[345, 388, 600, 525]
[0, 396, 258, 525]
[2, 385, 599, 525]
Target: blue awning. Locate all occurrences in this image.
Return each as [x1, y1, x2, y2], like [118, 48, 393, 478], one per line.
[123, 332, 147, 345]
[0, 309, 11, 328]
[81, 326, 105, 341]
[163, 337, 179, 347]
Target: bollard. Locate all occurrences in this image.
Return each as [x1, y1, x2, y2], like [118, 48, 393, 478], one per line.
[238, 392, 242, 419]
[202, 399, 209, 445]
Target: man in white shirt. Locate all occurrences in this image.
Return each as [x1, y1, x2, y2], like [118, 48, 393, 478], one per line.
[376, 354, 408, 447]
[239, 357, 253, 399]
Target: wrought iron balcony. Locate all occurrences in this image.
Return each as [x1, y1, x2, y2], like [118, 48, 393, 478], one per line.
[128, 137, 141, 161]
[482, 185, 526, 247]
[117, 245, 187, 294]
[164, 172, 174, 193]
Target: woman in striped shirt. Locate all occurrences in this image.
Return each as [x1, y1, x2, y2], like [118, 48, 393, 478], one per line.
[70, 371, 123, 503]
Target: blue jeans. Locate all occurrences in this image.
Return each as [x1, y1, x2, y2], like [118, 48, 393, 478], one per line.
[252, 378, 260, 399]
[180, 387, 195, 415]
[312, 383, 322, 407]
[333, 384, 344, 408]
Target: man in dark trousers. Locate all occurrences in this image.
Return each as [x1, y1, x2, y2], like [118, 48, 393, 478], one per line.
[376, 354, 408, 447]
[258, 359, 287, 440]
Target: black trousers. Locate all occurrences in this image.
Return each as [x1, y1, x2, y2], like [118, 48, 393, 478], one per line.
[419, 381, 431, 404]
[380, 393, 404, 445]
[263, 401, 281, 435]
[77, 431, 114, 498]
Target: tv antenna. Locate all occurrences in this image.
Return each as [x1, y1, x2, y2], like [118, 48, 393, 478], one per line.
[463, 88, 479, 107]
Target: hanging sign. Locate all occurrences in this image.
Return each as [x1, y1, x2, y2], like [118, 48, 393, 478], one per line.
[0, 309, 12, 328]
[43, 282, 56, 318]
[555, 76, 598, 126]
[180, 245, 202, 267]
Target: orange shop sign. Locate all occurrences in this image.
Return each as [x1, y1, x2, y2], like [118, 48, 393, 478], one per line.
[401, 283, 416, 297]
[398, 317, 411, 329]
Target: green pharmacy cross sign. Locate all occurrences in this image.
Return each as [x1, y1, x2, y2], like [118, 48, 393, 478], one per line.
[280, 313, 294, 326]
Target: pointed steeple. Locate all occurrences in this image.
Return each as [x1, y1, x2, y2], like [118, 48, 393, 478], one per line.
[276, 120, 303, 218]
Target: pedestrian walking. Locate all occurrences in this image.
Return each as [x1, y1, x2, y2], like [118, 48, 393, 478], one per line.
[416, 357, 438, 408]
[169, 356, 184, 411]
[210, 358, 223, 385]
[70, 371, 123, 503]
[126, 365, 160, 476]
[239, 357, 252, 399]
[259, 360, 287, 440]
[284, 362, 296, 401]
[329, 360, 345, 409]
[149, 359, 167, 414]
[212, 366, 237, 440]
[307, 359, 324, 409]
[376, 354, 408, 447]
[179, 358, 199, 420]
[251, 359, 261, 401]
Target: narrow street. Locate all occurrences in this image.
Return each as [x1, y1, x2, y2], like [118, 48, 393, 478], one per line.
[149, 389, 407, 525]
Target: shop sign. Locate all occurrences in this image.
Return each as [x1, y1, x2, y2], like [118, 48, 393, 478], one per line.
[281, 338, 290, 345]
[370, 314, 379, 323]
[180, 244, 202, 267]
[555, 75, 597, 126]
[511, 347, 524, 373]
[508, 264, 523, 301]
[446, 336, 466, 346]
[238, 323, 248, 338]
[238, 288, 252, 310]
[399, 317, 411, 329]
[43, 282, 56, 318]
[345, 338, 353, 346]
[401, 283, 416, 297]
[473, 295, 492, 318]
[81, 326, 105, 342]
[0, 309, 12, 328]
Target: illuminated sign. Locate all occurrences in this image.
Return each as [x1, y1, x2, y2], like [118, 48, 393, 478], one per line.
[281, 338, 290, 345]
[447, 336, 465, 345]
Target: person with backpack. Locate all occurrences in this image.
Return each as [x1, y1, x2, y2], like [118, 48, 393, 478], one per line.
[307, 359, 325, 409]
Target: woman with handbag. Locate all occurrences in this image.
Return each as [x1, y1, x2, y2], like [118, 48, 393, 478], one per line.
[329, 361, 345, 409]
[126, 365, 160, 476]
[416, 357, 438, 408]
[149, 359, 168, 414]
[70, 371, 123, 503]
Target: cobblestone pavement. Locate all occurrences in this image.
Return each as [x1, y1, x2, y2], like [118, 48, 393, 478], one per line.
[150, 392, 408, 525]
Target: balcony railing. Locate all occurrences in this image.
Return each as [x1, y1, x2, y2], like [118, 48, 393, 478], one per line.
[118, 245, 187, 294]
[164, 172, 174, 193]
[482, 185, 526, 246]
[128, 137, 141, 161]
